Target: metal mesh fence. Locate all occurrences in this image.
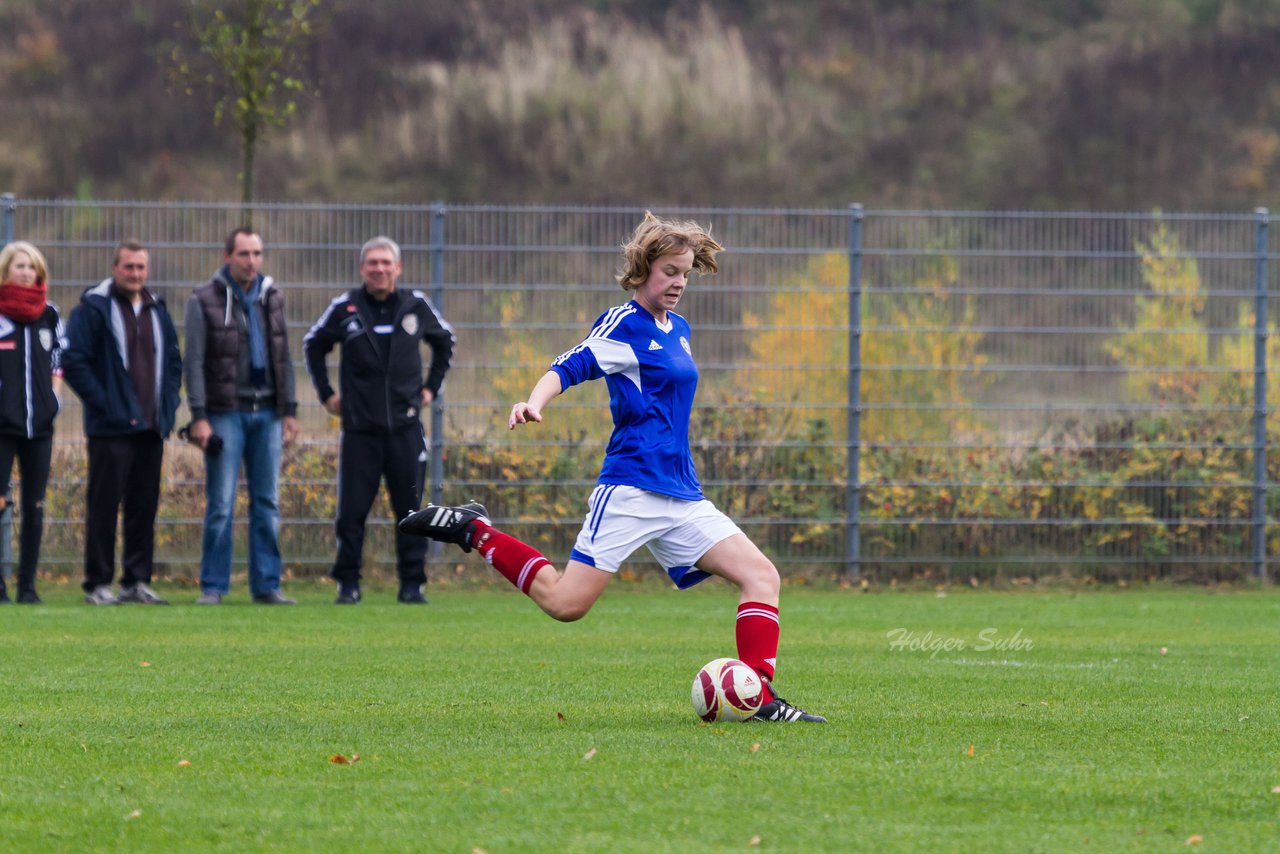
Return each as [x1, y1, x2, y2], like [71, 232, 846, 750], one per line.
[2, 197, 1275, 582]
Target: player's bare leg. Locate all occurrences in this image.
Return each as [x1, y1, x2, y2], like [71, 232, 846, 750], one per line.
[523, 560, 612, 622]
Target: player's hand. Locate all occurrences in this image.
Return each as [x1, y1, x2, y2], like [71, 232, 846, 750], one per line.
[323, 394, 342, 416]
[509, 402, 542, 430]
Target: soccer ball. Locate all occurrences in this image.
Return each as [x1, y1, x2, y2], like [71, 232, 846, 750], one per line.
[691, 657, 765, 722]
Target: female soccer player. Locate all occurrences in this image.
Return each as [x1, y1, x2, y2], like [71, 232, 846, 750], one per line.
[401, 212, 825, 722]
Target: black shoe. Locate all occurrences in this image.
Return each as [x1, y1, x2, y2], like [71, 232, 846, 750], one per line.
[397, 583, 429, 604]
[253, 591, 297, 605]
[335, 583, 361, 605]
[16, 588, 42, 605]
[398, 501, 489, 553]
[751, 694, 827, 723]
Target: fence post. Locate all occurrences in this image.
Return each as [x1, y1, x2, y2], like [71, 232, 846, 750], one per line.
[428, 201, 447, 561]
[846, 203, 864, 581]
[1253, 207, 1270, 582]
[1, 192, 13, 243]
[0, 193, 13, 585]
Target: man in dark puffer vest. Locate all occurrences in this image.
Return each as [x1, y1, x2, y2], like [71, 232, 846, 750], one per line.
[183, 227, 298, 605]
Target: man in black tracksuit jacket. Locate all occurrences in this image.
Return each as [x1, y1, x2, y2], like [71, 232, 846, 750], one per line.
[303, 236, 455, 604]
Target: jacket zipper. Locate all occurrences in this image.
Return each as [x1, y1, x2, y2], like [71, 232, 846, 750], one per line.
[24, 326, 34, 438]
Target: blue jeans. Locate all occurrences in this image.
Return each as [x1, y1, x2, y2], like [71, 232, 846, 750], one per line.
[199, 410, 283, 596]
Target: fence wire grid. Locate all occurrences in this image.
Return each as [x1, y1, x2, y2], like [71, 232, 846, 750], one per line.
[3, 196, 1277, 583]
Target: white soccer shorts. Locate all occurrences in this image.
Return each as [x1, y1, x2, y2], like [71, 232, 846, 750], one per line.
[568, 484, 742, 588]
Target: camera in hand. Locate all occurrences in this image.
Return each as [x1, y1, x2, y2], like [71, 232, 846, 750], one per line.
[179, 423, 223, 455]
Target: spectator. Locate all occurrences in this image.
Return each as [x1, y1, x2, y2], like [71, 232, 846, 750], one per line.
[63, 240, 183, 605]
[304, 236, 455, 604]
[0, 241, 64, 605]
[0, 489, 11, 594]
[184, 227, 298, 605]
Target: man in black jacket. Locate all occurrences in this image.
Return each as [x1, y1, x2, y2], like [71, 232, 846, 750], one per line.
[304, 236, 455, 604]
[63, 240, 182, 605]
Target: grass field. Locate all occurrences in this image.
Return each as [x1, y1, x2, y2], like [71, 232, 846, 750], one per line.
[2, 582, 1279, 852]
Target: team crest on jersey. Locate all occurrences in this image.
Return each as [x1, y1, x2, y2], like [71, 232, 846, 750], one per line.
[39, 328, 53, 351]
[401, 314, 418, 335]
[680, 336, 691, 355]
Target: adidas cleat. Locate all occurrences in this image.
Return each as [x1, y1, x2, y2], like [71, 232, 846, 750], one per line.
[398, 501, 490, 552]
[751, 695, 827, 723]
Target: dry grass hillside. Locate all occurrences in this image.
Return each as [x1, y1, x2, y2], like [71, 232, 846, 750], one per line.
[0, 0, 1277, 209]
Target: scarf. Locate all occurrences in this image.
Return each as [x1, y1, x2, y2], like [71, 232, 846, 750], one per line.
[0, 281, 48, 324]
[111, 282, 157, 430]
[224, 265, 269, 386]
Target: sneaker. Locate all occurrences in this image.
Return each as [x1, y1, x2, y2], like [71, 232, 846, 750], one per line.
[397, 501, 489, 552]
[195, 591, 223, 605]
[397, 583, 428, 604]
[751, 694, 828, 723]
[16, 588, 42, 605]
[84, 585, 121, 606]
[253, 591, 296, 605]
[119, 583, 169, 605]
[335, 583, 361, 605]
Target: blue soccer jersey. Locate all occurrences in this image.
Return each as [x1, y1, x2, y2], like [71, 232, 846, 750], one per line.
[550, 300, 703, 501]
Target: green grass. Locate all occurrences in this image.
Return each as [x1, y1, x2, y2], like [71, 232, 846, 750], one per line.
[2, 583, 1279, 852]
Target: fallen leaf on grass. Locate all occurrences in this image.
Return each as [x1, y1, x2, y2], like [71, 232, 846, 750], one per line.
[556, 712, 567, 722]
[139, 662, 151, 667]
[747, 835, 761, 847]
[472, 848, 489, 854]
[177, 760, 192, 768]
[966, 743, 975, 757]
[582, 747, 597, 761]
[125, 809, 142, 820]
[1186, 834, 1203, 845]
[329, 754, 361, 765]
[1271, 785, 1280, 794]
[750, 743, 761, 753]
[1160, 647, 1168, 656]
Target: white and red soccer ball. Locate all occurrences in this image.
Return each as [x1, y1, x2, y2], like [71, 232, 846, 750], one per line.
[691, 657, 765, 722]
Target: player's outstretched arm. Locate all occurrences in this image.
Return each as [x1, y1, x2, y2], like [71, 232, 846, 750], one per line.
[510, 371, 564, 429]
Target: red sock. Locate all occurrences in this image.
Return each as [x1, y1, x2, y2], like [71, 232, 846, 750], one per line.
[736, 602, 780, 703]
[470, 522, 550, 595]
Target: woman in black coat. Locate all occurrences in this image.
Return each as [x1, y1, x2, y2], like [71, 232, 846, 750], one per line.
[0, 241, 64, 604]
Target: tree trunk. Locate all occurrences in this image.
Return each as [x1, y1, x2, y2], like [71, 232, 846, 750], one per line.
[241, 121, 256, 227]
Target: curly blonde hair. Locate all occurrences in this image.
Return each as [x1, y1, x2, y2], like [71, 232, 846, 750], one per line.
[616, 211, 723, 291]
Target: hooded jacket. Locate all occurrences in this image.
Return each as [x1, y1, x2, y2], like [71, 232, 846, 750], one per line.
[0, 303, 64, 439]
[62, 280, 182, 438]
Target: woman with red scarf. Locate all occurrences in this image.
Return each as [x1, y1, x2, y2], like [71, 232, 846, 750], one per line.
[0, 241, 64, 604]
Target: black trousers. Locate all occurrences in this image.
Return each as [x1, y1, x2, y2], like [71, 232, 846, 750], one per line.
[332, 425, 428, 586]
[0, 433, 52, 593]
[84, 433, 163, 591]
